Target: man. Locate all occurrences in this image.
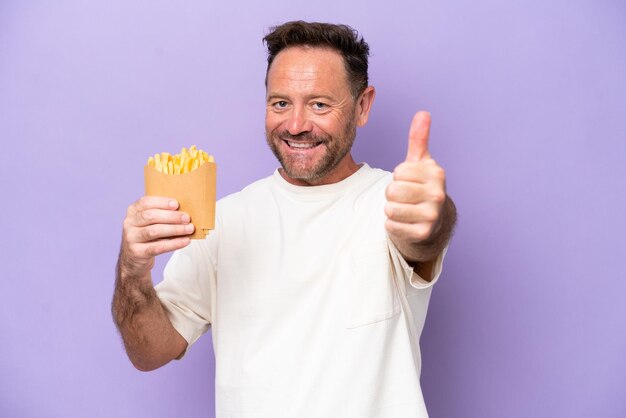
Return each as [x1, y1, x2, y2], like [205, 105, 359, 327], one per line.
[113, 21, 456, 417]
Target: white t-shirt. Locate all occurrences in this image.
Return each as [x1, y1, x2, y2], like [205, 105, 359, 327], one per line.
[156, 164, 446, 418]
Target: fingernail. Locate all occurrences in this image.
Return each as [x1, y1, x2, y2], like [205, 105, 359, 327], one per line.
[169, 200, 178, 209]
[185, 223, 194, 232]
[181, 214, 190, 223]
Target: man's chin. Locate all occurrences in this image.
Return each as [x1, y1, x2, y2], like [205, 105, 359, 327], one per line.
[281, 166, 321, 182]
[268, 141, 337, 184]
[278, 153, 323, 177]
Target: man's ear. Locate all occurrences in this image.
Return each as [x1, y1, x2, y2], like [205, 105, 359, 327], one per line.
[355, 86, 376, 127]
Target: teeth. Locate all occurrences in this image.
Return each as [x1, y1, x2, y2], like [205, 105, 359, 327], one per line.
[287, 141, 318, 149]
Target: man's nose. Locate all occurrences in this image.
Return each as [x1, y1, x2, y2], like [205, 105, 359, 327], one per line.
[286, 108, 313, 135]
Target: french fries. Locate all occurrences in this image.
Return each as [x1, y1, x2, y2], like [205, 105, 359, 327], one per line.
[147, 145, 214, 174]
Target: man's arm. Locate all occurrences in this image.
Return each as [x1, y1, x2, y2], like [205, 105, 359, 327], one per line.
[384, 111, 457, 281]
[111, 196, 193, 371]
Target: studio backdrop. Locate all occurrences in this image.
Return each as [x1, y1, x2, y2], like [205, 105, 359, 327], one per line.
[1, 1, 624, 417]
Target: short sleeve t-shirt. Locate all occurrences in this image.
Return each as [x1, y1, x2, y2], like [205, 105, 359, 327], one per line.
[156, 164, 446, 418]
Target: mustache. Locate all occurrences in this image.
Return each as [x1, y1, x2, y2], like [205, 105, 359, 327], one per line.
[277, 131, 328, 143]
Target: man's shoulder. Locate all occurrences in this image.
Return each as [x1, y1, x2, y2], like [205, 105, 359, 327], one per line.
[216, 173, 275, 209]
[354, 164, 393, 195]
[361, 165, 393, 183]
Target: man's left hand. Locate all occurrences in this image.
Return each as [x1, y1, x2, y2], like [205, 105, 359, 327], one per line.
[384, 111, 448, 264]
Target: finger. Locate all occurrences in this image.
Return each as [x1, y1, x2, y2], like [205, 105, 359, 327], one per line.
[132, 196, 179, 214]
[385, 201, 440, 224]
[133, 208, 191, 228]
[393, 161, 443, 183]
[130, 236, 192, 258]
[385, 181, 429, 204]
[130, 222, 195, 244]
[406, 111, 431, 163]
[385, 219, 434, 243]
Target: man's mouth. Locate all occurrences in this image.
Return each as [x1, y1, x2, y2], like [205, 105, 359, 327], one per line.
[284, 140, 323, 149]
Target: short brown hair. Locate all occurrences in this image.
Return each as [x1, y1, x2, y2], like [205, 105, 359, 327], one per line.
[263, 21, 370, 99]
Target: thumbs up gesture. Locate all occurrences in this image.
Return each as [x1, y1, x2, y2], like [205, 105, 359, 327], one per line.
[385, 111, 450, 262]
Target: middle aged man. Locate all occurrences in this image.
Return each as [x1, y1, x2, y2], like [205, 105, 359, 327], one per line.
[113, 21, 456, 417]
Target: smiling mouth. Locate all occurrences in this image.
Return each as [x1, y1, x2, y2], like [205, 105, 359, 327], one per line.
[284, 140, 323, 149]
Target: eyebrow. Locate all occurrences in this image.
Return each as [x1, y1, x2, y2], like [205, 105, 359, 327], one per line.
[266, 93, 336, 102]
[266, 94, 285, 102]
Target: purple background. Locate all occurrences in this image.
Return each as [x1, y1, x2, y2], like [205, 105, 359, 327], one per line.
[1, 1, 624, 417]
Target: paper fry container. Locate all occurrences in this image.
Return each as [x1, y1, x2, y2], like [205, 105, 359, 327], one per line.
[144, 162, 217, 239]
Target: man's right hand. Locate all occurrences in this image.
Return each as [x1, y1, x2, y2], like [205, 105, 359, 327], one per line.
[113, 196, 191, 371]
[120, 196, 194, 280]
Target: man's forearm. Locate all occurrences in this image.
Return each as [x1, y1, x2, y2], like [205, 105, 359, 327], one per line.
[111, 256, 187, 371]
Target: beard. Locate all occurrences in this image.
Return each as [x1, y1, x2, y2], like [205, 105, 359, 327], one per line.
[265, 118, 357, 183]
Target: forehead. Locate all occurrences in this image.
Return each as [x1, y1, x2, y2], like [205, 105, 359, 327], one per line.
[266, 46, 350, 95]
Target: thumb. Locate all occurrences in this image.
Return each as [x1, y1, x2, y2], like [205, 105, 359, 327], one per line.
[406, 111, 432, 162]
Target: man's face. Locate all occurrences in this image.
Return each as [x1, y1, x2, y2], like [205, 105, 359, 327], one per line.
[265, 46, 360, 186]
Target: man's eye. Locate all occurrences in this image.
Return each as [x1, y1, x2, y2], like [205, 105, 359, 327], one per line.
[274, 101, 288, 109]
[313, 102, 327, 110]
